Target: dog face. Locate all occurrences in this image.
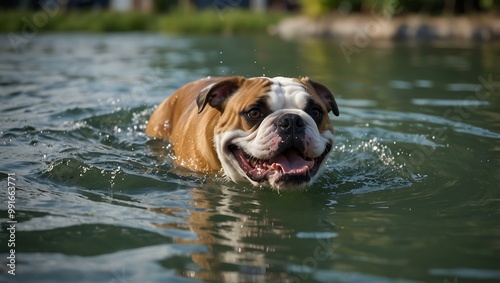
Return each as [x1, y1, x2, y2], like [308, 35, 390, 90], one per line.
[197, 76, 339, 190]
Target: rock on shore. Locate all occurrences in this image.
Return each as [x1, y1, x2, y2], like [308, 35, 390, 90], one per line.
[269, 14, 500, 41]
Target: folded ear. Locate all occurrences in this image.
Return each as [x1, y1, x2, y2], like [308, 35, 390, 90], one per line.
[301, 77, 339, 117]
[196, 77, 245, 113]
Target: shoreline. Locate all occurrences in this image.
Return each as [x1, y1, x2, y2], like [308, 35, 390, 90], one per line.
[1, 10, 499, 43]
[0, 10, 286, 34]
[270, 14, 500, 41]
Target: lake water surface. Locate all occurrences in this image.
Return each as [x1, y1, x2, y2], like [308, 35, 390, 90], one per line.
[1, 33, 500, 283]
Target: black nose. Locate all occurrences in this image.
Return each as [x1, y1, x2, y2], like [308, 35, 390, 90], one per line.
[277, 114, 305, 135]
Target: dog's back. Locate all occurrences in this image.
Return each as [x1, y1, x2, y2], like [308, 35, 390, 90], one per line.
[146, 77, 234, 171]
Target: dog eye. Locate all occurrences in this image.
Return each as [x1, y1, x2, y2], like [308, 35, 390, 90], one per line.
[246, 107, 263, 120]
[310, 107, 323, 121]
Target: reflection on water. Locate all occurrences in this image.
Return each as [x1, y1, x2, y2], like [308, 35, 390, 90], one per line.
[1, 33, 500, 282]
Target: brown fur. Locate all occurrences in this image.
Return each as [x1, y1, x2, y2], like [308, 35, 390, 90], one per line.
[146, 76, 337, 173]
[146, 77, 271, 172]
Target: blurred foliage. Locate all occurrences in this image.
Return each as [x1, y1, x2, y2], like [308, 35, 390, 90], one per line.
[1, 0, 498, 34]
[0, 10, 286, 34]
[0, 11, 155, 32]
[299, 0, 338, 17]
[299, 0, 500, 17]
[157, 10, 286, 34]
[153, 0, 177, 12]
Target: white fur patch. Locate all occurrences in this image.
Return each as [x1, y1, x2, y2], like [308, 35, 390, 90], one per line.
[252, 77, 310, 111]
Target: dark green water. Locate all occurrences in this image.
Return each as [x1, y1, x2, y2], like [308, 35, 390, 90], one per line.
[1, 33, 499, 283]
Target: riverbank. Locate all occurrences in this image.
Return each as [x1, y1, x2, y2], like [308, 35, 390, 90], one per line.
[2, 9, 499, 42]
[270, 13, 500, 41]
[0, 10, 286, 34]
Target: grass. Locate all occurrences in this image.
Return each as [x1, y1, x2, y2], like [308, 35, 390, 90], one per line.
[0, 10, 288, 34]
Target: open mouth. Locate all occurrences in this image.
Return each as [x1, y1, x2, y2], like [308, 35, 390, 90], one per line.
[228, 143, 331, 186]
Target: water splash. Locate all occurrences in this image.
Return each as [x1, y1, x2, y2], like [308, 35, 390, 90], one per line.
[322, 137, 421, 194]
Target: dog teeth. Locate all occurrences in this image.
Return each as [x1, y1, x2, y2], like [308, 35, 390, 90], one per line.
[248, 157, 271, 170]
[270, 163, 281, 171]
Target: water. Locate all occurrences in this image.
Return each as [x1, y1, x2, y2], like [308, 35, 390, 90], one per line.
[1, 33, 500, 283]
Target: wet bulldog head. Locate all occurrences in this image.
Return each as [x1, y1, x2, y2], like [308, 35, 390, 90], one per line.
[197, 76, 339, 190]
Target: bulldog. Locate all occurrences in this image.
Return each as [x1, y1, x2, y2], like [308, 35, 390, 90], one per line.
[145, 76, 339, 190]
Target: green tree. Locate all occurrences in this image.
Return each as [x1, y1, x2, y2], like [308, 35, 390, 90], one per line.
[299, 0, 340, 17]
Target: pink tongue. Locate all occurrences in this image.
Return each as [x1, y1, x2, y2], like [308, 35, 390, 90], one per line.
[270, 151, 314, 174]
